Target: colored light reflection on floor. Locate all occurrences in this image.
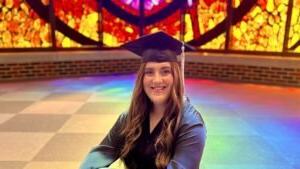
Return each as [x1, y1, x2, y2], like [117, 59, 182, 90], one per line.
[0, 74, 299, 169]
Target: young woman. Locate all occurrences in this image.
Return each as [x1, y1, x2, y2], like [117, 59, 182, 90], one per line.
[80, 32, 206, 169]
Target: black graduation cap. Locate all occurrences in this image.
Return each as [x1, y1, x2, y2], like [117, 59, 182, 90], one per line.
[121, 31, 195, 62]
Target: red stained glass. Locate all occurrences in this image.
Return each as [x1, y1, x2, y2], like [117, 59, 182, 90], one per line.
[144, 10, 180, 38]
[102, 8, 139, 47]
[53, 0, 99, 47]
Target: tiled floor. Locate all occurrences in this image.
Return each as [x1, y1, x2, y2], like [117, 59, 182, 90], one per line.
[0, 74, 299, 169]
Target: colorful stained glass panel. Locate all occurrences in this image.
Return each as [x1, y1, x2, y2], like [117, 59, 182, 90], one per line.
[0, 0, 52, 48]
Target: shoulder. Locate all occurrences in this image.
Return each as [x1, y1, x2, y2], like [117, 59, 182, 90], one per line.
[175, 100, 207, 143]
[105, 112, 128, 132]
[180, 99, 205, 127]
[115, 112, 128, 126]
[118, 112, 128, 121]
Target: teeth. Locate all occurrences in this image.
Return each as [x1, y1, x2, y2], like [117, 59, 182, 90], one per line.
[152, 87, 164, 89]
[151, 86, 166, 92]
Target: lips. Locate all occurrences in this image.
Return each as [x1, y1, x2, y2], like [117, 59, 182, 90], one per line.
[150, 86, 167, 94]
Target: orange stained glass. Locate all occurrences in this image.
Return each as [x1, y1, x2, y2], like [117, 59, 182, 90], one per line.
[144, 10, 181, 38]
[185, 0, 227, 49]
[102, 8, 139, 47]
[0, 0, 52, 48]
[288, 0, 300, 52]
[53, 0, 99, 47]
[230, 0, 288, 52]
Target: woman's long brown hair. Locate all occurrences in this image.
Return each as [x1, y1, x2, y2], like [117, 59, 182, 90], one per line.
[119, 62, 184, 169]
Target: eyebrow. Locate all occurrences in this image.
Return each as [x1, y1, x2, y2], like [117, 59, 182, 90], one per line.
[161, 66, 171, 70]
[145, 66, 171, 70]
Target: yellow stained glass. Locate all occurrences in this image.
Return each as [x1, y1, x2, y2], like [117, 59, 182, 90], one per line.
[201, 33, 226, 49]
[230, 0, 288, 52]
[185, 0, 227, 49]
[55, 31, 81, 47]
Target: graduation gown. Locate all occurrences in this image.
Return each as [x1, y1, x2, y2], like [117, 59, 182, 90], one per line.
[80, 101, 206, 169]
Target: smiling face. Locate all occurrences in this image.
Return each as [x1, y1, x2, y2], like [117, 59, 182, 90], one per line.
[143, 62, 174, 106]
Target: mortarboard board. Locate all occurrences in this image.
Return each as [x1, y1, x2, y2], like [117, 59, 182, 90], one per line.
[121, 31, 195, 62]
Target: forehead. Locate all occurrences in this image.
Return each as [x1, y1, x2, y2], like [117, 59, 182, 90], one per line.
[145, 62, 172, 69]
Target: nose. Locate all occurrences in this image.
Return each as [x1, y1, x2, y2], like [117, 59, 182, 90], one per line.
[153, 71, 162, 83]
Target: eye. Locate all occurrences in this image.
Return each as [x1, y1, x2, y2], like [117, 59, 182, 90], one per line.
[144, 70, 154, 76]
[161, 69, 171, 76]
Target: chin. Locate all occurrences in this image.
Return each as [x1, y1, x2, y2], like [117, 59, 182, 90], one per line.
[148, 95, 169, 105]
[145, 86, 171, 105]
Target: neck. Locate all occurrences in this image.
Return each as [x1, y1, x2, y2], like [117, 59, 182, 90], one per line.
[152, 103, 166, 116]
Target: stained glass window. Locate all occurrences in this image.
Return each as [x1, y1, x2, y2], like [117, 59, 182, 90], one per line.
[0, 0, 52, 48]
[230, 0, 288, 52]
[0, 0, 299, 55]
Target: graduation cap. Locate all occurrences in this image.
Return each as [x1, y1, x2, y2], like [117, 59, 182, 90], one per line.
[121, 31, 194, 62]
[122, 31, 195, 95]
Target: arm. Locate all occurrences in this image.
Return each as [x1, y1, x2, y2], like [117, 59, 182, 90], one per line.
[80, 113, 126, 169]
[167, 123, 206, 169]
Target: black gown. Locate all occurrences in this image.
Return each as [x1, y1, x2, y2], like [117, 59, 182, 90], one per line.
[80, 101, 206, 169]
[123, 114, 163, 169]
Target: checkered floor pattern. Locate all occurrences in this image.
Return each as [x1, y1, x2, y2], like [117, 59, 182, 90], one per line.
[0, 74, 299, 169]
